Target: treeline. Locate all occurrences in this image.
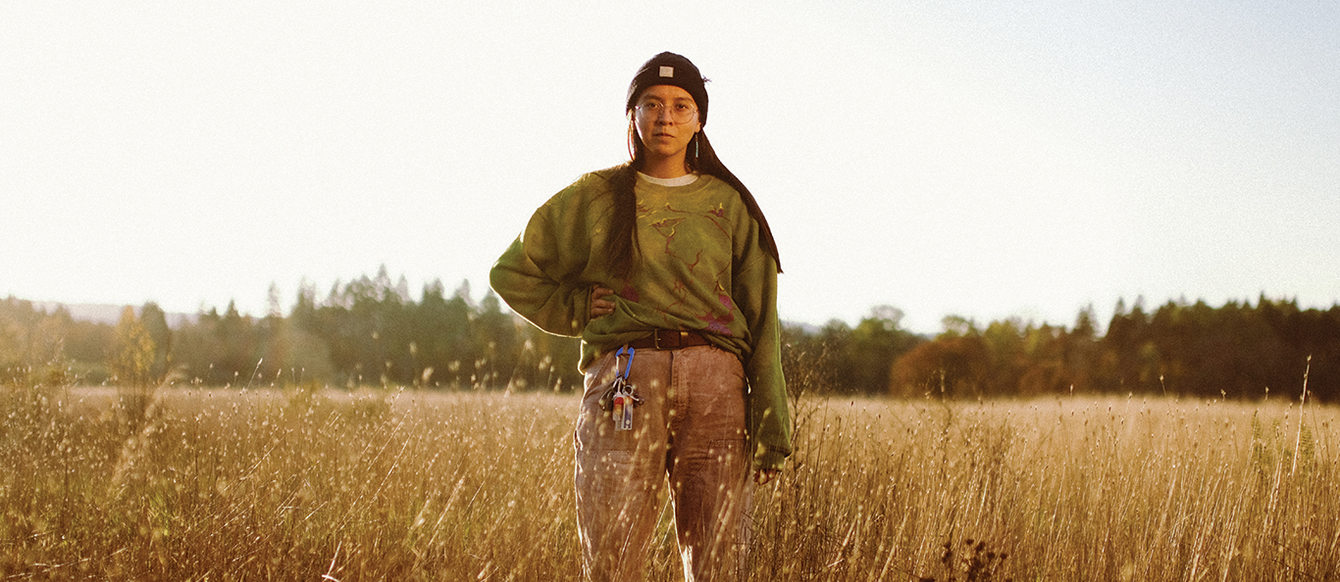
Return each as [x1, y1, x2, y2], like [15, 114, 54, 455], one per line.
[1, 269, 583, 392]
[882, 297, 1339, 401]
[2, 270, 1337, 401]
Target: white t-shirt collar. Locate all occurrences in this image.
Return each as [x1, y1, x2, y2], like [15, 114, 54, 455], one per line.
[637, 172, 700, 187]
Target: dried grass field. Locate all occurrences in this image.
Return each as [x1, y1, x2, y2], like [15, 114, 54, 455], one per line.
[2, 385, 1337, 581]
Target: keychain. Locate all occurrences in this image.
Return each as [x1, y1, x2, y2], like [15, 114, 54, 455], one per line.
[609, 346, 638, 431]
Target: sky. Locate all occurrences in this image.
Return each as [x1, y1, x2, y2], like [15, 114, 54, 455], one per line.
[3, 1, 1338, 334]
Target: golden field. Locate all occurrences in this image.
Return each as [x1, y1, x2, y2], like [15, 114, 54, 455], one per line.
[1, 385, 1336, 581]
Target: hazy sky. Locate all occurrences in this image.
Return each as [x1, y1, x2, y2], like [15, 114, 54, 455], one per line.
[4, 1, 1337, 333]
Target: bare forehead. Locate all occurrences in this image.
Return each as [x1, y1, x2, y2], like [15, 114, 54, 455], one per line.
[635, 85, 696, 103]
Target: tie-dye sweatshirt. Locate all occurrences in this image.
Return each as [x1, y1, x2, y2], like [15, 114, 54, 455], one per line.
[489, 165, 791, 471]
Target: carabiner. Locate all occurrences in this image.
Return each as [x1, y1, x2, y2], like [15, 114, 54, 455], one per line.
[614, 345, 636, 381]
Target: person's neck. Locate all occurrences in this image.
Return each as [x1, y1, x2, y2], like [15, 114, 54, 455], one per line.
[640, 155, 689, 179]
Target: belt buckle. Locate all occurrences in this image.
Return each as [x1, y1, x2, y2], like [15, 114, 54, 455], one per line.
[652, 330, 685, 350]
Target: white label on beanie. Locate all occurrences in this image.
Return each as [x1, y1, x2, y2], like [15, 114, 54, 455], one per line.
[659, 66, 674, 78]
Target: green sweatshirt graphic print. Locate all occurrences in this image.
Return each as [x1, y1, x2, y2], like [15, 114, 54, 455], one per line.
[490, 166, 791, 471]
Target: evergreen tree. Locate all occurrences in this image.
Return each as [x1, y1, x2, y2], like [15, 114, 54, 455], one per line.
[472, 291, 520, 389]
[139, 302, 173, 384]
[110, 306, 155, 387]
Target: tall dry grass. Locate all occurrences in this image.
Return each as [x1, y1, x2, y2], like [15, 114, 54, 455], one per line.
[2, 382, 1336, 580]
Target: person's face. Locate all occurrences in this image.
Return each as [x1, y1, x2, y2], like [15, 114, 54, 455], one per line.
[632, 85, 702, 163]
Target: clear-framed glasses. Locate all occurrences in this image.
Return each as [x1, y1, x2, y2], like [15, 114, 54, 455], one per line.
[634, 101, 698, 123]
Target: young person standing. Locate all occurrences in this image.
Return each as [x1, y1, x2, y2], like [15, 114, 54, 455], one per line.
[490, 52, 790, 581]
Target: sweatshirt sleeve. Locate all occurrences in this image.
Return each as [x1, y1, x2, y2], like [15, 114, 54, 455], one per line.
[733, 215, 792, 471]
[489, 197, 592, 338]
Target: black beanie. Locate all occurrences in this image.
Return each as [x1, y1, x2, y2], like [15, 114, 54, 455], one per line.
[626, 52, 708, 125]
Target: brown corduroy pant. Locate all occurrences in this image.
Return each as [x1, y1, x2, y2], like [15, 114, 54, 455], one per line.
[574, 345, 752, 582]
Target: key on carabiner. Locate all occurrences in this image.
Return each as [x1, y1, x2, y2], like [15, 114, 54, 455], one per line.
[612, 346, 637, 430]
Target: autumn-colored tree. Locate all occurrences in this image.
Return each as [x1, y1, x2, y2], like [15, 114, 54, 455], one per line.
[889, 333, 989, 399]
[842, 306, 922, 394]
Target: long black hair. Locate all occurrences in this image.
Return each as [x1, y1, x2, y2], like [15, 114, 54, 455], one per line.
[607, 123, 782, 277]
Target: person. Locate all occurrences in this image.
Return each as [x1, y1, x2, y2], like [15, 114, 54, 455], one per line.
[490, 51, 790, 581]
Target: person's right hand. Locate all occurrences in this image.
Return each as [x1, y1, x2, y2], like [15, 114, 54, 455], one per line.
[590, 286, 615, 319]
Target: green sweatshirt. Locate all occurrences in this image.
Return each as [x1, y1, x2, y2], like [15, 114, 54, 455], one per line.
[489, 166, 791, 471]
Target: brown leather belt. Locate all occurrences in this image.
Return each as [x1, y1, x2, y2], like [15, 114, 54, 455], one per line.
[627, 330, 712, 350]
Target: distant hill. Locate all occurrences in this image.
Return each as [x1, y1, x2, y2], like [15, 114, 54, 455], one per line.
[31, 301, 196, 327]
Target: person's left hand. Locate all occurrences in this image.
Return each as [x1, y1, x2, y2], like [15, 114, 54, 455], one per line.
[754, 469, 780, 485]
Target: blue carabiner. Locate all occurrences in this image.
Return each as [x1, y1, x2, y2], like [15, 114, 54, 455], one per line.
[614, 345, 636, 380]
